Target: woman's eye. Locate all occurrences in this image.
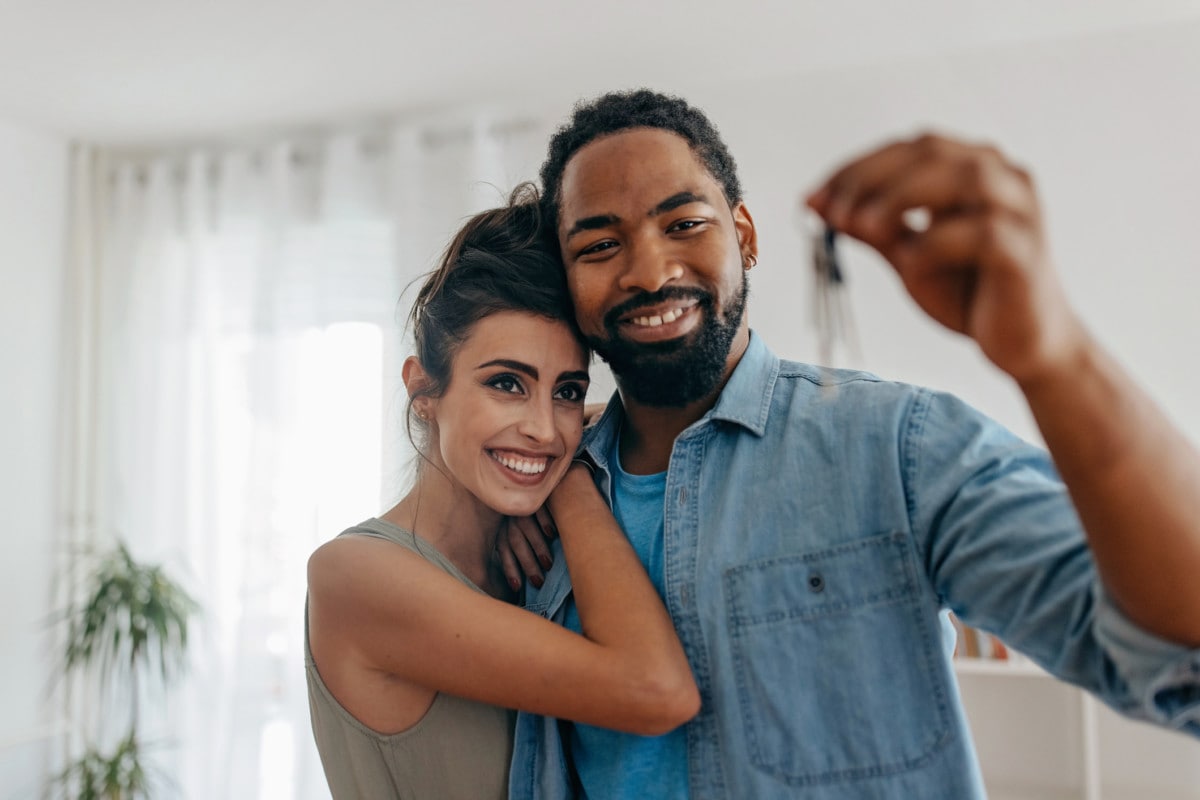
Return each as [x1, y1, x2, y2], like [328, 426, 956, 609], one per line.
[555, 383, 586, 403]
[487, 375, 523, 394]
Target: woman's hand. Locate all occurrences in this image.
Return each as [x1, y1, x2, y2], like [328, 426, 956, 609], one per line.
[309, 453, 698, 736]
[496, 460, 601, 590]
[496, 507, 557, 592]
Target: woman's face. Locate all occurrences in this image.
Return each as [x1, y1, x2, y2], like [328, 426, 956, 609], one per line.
[427, 311, 590, 517]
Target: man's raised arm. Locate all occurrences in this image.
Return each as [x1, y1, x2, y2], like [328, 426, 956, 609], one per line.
[807, 133, 1200, 646]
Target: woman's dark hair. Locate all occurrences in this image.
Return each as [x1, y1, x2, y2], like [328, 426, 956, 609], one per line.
[405, 182, 587, 449]
[539, 89, 743, 239]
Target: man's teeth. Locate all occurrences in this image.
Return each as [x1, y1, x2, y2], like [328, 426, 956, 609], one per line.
[491, 452, 548, 475]
[631, 307, 685, 327]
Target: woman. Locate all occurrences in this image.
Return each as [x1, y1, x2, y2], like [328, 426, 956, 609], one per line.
[305, 185, 699, 799]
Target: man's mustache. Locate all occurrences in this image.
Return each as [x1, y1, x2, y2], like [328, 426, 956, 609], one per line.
[603, 287, 712, 331]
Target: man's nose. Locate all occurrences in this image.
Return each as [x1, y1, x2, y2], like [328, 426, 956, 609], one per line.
[617, 237, 683, 294]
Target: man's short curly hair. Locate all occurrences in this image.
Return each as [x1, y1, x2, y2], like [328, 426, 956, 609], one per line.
[539, 89, 743, 239]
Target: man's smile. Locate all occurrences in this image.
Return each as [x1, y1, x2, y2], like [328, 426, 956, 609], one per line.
[617, 299, 701, 342]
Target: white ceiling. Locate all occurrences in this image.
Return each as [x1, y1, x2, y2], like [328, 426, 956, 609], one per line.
[3, 0, 1200, 145]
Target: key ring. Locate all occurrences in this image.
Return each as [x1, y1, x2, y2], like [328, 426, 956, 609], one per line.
[801, 210, 862, 392]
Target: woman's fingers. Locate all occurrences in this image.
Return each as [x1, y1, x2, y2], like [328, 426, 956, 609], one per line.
[496, 535, 524, 593]
[498, 513, 556, 591]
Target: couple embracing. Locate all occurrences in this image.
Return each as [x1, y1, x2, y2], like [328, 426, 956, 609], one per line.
[307, 90, 1200, 799]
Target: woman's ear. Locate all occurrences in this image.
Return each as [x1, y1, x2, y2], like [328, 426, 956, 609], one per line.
[402, 356, 435, 422]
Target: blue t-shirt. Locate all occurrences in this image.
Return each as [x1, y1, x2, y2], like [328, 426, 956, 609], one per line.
[561, 433, 688, 798]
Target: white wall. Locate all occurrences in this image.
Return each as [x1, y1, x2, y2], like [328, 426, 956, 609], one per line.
[0, 118, 69, 798]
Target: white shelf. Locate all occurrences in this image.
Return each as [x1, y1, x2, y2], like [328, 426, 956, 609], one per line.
[954, 659, 1199, 799]
[954, 657, 1047, 678]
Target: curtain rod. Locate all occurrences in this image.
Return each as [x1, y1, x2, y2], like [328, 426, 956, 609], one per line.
[101, 111, 547, 165]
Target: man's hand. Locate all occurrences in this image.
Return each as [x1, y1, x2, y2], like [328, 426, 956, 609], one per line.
[806, 133, 1086, 387]
[810, 132, 1200, 646]
[496, 507, 557, 592]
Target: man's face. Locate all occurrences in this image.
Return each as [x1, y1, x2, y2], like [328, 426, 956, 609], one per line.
[556, 128, 757, 407]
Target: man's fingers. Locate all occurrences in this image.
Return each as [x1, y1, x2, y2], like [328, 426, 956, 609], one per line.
[891, 212, 1035, 279]
[808, 138, 915, 214]
[809, 133, 1037, 253]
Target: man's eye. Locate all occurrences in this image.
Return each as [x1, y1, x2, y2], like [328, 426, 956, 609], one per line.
[488, 375, 523, 394]
[578, 240, 617, 257]
[669, 219, 703, 233]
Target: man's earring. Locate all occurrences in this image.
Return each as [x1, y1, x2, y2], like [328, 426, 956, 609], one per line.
[744, 253, 758, 270]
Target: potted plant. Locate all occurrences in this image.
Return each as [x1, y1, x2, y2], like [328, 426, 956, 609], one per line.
[54, 541, 199, 799]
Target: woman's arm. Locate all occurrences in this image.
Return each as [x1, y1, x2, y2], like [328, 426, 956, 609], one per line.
[306, 463, 699, 736]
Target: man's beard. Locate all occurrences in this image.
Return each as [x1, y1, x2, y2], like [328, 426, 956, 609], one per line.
[588, 274, 748, 408]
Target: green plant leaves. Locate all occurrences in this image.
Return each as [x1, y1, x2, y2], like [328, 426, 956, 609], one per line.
[55, 731, 156, 800]
[63, 542, 199, 690]
[56, 541, 199, 799]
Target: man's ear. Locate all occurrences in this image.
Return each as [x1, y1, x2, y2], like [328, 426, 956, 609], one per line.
[733, 201, 759, 270]
[402, 356, 435, 420]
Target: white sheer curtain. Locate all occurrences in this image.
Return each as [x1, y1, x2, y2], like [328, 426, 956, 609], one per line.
[59, 114, 551, 798]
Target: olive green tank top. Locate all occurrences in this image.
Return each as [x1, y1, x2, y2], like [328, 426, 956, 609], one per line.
[306, 518, 515, 799]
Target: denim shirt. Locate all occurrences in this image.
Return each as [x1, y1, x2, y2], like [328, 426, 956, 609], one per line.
[510, 332, 1200, 799]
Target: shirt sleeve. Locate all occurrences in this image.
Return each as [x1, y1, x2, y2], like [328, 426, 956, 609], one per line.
[904, 386, 1200, 737]
[1093, 583, 1200, 735]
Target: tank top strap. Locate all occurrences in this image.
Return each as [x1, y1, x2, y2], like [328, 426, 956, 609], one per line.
[338, 517, 483, 593]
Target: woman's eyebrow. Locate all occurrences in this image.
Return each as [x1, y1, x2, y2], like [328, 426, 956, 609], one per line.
[557, 370, 590, 383]
[477, 358, 538, 379]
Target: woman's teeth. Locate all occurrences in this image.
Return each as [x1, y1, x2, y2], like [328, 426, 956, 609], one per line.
[491, 452, 548, 475]
[631, 307, 685, 327]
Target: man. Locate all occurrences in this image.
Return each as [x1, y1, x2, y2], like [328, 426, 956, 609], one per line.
[509, 89, 1200, 799]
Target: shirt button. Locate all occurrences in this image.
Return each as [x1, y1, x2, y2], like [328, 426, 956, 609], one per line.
[808, 572, 825, 593]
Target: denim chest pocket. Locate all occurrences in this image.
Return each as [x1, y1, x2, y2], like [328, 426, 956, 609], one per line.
[724, 531, 952, 787]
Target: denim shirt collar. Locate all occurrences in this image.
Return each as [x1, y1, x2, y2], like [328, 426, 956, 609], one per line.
[582, 330, 779, 464]
[707, 330, 778, 436]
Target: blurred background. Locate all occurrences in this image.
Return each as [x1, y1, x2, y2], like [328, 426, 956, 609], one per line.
[2, 1, 1199, 797]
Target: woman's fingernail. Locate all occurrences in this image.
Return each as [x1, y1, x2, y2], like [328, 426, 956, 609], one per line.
[540, 555, 553, 570]
[509, 577, 521, 591]
[531, 575, 544, 589]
